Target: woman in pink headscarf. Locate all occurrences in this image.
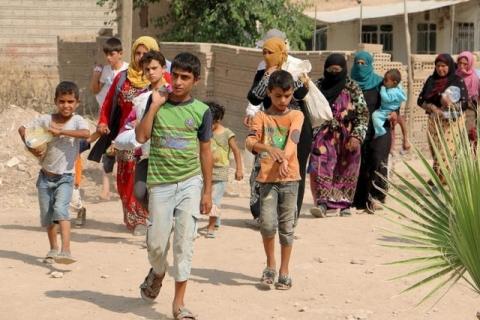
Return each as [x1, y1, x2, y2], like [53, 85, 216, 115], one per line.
[456, 51, 480, 141]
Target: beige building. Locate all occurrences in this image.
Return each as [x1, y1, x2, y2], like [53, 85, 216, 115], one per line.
[304, 0, 479, 63]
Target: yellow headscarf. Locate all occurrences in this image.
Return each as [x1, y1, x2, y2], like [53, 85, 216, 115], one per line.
[263, 37, 287, 69]
[127, 36, 160, 88]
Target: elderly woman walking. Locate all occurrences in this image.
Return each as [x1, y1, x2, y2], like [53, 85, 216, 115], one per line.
[418, 53, 468, 184]
[309, 53, 369, 217]
[89, 36, 160, 234]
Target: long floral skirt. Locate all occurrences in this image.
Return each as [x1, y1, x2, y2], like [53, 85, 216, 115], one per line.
[309, 128, 362, 209]
[427, 116, 463, 185]
[116, 150, 148, 230]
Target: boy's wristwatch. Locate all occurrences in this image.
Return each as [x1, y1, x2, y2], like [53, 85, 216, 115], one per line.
[94, 65, 103, 73]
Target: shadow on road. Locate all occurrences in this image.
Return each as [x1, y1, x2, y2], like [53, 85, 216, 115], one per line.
[0, 249, 72, 274]
[185, 267, 259, 287]
[46, 290, 170, 319]
[0, 224, 140, 246]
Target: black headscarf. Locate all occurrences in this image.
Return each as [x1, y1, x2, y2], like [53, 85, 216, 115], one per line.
[418, 54, 459, 107]
[319, 53, 348, 105]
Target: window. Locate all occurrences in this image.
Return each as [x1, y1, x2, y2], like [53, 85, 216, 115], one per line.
[305, 25, 327, 51]
[416, 23, 436, 54]
[361, 24, 393, 52]
[362, 25, 378, 44]
[454, 22, 474, 53]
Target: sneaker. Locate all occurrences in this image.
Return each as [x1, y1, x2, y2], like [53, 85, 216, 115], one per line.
[54, 251, 77, 264]
[339, 208, 352, 217]
[140, 268, 165, 303]
[310, 204, 327, 218]
[133, 224, 147, 236]
[43, 249, 59, 264]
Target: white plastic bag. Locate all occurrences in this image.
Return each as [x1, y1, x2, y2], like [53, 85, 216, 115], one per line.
[304, 81, 333, 128]
[282, 57, 333, 128]
[114, 129, 141, 151]
[114, 91, 151, 152]
[283, 56, 311, 80]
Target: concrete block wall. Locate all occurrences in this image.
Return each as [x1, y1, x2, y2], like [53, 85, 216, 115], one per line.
[159, 42, 422, 151]
[1, 2, 470, 156]
[0, 0, 116, 112]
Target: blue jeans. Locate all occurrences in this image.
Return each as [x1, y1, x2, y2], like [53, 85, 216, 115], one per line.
[147, 175, 202, 282]
[259, 182, 298, 246]
[36, 171, 74, 227]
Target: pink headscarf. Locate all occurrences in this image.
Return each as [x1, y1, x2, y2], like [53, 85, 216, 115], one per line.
[456, 51, 479, 99]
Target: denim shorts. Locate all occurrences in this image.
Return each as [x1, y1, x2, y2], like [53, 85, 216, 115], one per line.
[259, 181, 299, 246]
[212, 181, 227, 207]
[36, 170, 74, 227]
[102, 154, 115, 173]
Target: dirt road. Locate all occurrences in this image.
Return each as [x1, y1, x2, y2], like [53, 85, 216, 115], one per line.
[0, 185, 477, 320]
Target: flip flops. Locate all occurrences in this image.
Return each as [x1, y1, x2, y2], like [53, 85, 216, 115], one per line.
[275, 274, 293, 290]
[260, 267, 277, 288]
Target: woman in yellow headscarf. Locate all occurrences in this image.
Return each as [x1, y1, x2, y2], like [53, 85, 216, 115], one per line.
[246, 35, 312, 225]
[262, 37, 287, 70]
[92, 35, 159, 234]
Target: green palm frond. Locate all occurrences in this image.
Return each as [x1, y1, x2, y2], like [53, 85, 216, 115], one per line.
[381, 115, 480, 303]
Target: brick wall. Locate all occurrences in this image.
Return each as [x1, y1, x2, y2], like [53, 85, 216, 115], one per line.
[0, 0, 115, 112]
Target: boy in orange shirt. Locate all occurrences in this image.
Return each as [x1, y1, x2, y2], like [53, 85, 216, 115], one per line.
[246, 70, 304, 290]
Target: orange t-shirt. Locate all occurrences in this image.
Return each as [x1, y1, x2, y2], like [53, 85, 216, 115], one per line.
[246, 109, 304, 183]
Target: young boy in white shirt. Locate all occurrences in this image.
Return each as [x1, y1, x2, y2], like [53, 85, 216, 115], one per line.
[90, 37, 128, 200]
[19, 81, 90, 264]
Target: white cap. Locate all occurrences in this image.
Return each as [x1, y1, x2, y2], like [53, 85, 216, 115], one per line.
[255, 28, 287, 48]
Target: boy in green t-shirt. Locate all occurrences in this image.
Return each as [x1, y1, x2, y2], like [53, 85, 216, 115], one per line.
[136, 52, 213, 320]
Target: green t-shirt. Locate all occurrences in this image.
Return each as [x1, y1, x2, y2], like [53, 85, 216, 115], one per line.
[147, 99, 212, 185]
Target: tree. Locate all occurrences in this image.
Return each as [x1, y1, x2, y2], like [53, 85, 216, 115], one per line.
[98, 0, 313, 50]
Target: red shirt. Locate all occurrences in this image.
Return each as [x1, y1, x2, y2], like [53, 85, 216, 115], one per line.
[98, 72, 148, 133]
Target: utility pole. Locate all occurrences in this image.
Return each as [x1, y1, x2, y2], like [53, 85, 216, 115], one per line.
[118, 0, 133, 62]
[312, 5, 317, 50]
[450, 5, 456, 54]
[404, 0, 414, 142]
[358, 0, 363, 43]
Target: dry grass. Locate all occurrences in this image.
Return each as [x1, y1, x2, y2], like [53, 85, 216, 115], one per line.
[0, 63, 56, 113]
